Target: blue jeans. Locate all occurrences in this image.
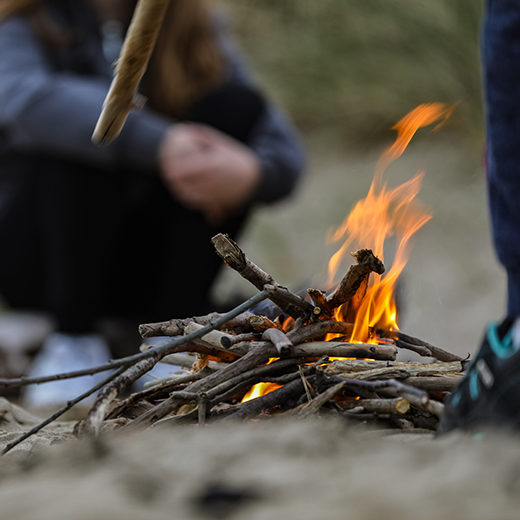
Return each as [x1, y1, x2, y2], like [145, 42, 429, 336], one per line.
[484, 0, 520, 315]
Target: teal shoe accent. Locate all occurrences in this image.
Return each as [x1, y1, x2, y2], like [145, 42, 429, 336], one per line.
[451, 392, 462, 407]
[488, 321, 514, 359]
[469, 369, 480, 400]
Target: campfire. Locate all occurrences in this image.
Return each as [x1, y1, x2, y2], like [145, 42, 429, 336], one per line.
[1, 104, 464, 453]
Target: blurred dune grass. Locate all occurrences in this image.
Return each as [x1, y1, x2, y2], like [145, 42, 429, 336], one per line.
[223, 0, 484, 145]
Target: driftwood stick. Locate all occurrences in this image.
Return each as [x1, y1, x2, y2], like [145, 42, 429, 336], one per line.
[325, 360, 463, 380]
[377, 329, 463, 362]
[326, 249, 385, 310]
[82, 357, 160, 436]
[159, 353, 227, 371]
[106, 369, 211, 419]
[139, 311, 253, 338]
[394, 340, 433, 358]
[2, 365, 128, 455]
[92, 0, 171, 144]
[402, 376, 462, 392]
[325, 374, 444, 417]
[262, 328, 294, 357]
[183, 322, 237, 353]
[292, 341, 397, 361]
[211, 234, 314, 319]
[343, 398, 410, 415]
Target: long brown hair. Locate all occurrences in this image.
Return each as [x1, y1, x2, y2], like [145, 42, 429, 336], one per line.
[144, 0, 225, 117]
[0, 0, 226, 117]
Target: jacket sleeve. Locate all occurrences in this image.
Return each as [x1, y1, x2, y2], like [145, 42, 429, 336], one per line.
[218, 23, 306, 204]
[0, 16, 170, 171]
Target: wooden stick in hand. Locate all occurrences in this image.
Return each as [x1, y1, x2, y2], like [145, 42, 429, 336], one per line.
[92, 0, 171, 144]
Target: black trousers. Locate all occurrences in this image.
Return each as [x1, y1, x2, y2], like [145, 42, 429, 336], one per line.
[0, 83, 265, 333]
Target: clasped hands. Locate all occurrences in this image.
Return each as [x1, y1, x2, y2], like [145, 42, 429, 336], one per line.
[159, 123, 260, 223]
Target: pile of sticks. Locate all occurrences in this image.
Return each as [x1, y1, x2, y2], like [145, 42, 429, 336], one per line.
[0, 234, 465, 454]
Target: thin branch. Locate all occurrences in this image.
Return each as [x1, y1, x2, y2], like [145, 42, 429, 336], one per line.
[211, 233, 314, 319]
[0, 290, 269, 389]
[2, 365, 128, 455]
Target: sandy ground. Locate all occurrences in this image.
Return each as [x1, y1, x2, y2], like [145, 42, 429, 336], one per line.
[1, 397, 520, 520]
[0, 135, 513, 519]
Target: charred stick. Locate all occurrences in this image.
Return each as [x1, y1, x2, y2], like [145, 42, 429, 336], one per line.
[343, 276, 369, 325]
[326, 249, 385, 310]
[263, 284, 315, 320]
[211, 234, 314, 319]
[220, 332, 260, 349]
[288, 320, 353, 344]
[224, 377, 308, 421]
[262, 328, 294, 357]
[248, 315, 281, 332]
[2, 365, 128, 455]
[307, 288, 333, 317]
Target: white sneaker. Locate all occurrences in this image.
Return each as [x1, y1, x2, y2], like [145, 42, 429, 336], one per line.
[23, 333, 112, 408]
[132, 337, 181, 391]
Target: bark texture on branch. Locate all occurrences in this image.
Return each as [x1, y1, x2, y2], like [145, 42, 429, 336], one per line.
[326, 249, 385, 310]
[92, 0, 171, 143]
[211, 234, 314, 319]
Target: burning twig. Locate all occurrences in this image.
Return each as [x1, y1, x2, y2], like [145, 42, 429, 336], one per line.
[325, 249, 385, 311]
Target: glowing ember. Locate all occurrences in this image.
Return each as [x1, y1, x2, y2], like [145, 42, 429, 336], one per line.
[327, 103, 453, 342]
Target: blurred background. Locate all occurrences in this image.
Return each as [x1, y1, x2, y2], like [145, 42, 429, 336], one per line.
[214, 0, 501, 356]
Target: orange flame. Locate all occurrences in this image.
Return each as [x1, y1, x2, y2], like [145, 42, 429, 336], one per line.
[241, 382, 282, 403]
[327, 103, 452, 342]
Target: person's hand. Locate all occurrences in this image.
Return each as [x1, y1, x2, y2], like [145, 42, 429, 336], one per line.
[159, 124, 260, 223]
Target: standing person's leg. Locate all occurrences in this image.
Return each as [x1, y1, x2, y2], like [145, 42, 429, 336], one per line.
[438, 0, 520, 433]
